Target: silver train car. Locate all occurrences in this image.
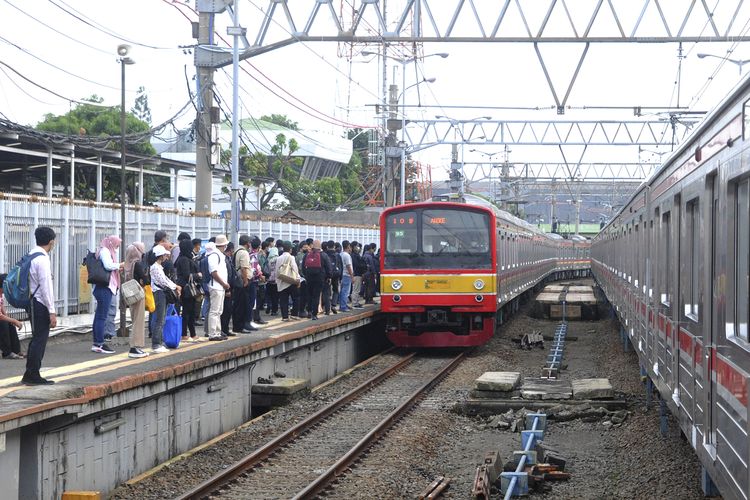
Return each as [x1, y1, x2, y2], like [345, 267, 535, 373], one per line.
[591, 76, 750, 499]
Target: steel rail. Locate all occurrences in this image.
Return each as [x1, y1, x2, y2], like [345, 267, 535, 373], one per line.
[292, 352, 466, 499]
[175, 351, 418, 500]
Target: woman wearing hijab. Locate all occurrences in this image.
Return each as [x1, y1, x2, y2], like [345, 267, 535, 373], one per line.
[92, 235, 123, 354]
[175, 239, 202, 342]
[124, 242, 149, 358]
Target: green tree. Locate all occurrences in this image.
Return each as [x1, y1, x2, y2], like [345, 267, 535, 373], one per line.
[131, 86, 152, 125]
[36, 95, 164, 202]
[259, 114, 298, 130]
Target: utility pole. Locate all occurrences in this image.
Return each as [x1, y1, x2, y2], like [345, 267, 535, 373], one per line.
[194, 5, 219, 215]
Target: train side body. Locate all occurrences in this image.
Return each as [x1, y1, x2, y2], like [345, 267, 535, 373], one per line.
[591, 75, 750, 499]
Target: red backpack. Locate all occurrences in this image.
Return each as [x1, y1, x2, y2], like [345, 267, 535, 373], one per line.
[304, 250, 322, 269]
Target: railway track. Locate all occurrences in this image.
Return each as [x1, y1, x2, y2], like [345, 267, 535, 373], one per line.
[176, 351, 465, 500]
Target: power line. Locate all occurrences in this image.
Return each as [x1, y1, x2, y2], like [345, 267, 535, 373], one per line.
[47, 0, 178, 50]
[2, 0, 112, 55]
[0, 59, 112, 108]
[0, 34, 121, 91]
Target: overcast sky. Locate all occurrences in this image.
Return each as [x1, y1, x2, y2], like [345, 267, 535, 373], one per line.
[1, 0, 749, 180]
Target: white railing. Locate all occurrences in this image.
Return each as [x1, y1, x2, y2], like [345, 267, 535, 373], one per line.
[0, 193, 379, 318]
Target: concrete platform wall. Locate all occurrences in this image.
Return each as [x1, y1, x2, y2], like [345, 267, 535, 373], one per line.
[6, 322, 386, 499]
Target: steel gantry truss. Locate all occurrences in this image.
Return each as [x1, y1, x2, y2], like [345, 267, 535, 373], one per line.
[407, 118, 692, 151]
[192, 0, 749, 210]
[463, 162, 657, 182]
[196, 0, 750, 111]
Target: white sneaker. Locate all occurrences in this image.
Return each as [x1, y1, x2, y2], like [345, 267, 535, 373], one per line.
[250, 321, 262, 329]
[151, 345, 169, 354]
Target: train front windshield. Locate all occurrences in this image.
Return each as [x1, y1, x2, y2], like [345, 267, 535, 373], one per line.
[385, 208, 491, 269]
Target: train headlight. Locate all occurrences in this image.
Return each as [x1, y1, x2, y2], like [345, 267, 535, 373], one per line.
[473, 279, 485, 290]
[393, 295, 401, 303]
[475, 295, 484, 303]
[391, 279, 403, 291]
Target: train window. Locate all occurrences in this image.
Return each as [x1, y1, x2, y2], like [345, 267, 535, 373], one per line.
[422, 209, 490, 254]
[685, 199, 700, 320]
[385, 210, 418, 254]
[735, 179, 750, 341]
[661, 211, 672, 307]
[744, 99, 750, 140]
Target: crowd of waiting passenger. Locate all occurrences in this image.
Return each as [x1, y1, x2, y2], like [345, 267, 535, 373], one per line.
[2, 227, 380, 385]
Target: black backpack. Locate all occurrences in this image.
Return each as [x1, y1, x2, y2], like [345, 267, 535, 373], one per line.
[327, 251, 342, 279]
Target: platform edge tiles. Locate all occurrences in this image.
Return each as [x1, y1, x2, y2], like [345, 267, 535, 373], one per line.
[0, 310, 383, 500]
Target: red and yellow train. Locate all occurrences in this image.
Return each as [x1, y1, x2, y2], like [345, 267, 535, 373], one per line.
[379, 196, 590, 347]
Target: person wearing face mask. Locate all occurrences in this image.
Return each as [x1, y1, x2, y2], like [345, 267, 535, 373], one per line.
[21, 227, 57, 385]
[91, 235, 124, 355]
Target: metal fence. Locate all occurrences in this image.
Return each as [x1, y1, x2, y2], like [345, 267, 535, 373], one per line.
[0, 194, 379, 318]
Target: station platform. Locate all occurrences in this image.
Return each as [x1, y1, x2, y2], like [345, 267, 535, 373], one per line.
[0, 302, 385, 499]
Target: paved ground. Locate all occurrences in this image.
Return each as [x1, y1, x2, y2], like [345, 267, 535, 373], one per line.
[0, 303, 379, 421]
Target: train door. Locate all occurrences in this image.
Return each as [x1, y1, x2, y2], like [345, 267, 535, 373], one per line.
[703, 172, 719, 456]
[678, 186, 701, 433]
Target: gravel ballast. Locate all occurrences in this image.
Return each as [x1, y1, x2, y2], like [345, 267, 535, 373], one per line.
[111, 280, 713, 499]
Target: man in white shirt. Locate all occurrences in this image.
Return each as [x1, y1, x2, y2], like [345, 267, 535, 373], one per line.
[338, 241, 354, 312]
[23, 227, 57, 385]
[206, 236, 230, 340]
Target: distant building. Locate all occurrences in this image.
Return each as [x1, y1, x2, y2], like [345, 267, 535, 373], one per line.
[153, 119, 353, 212]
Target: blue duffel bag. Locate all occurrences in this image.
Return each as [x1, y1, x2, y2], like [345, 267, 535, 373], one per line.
[163, 304, 182, 349]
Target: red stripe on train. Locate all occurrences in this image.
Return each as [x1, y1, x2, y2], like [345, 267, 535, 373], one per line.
[713, 350, 749, 408]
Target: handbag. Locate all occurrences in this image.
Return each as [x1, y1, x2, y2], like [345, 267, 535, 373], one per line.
[277, 257, 300, 285]
[121, 279, 145, 306]
[143, 285, 156, 312]
[84, 250, 110, 287]
[163, 286, 178, 304]
[162, 304, 182, 349]
[184, 274, 203, 299]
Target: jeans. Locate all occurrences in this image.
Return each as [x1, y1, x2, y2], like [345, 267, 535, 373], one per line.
[201, 286, 210, 318]
[104, 293, 117, 338]
[339, 275, 352, 311]
[92, 286, 113, 346]
[25, 299, 50, 379]
[151, 289, 166, 348]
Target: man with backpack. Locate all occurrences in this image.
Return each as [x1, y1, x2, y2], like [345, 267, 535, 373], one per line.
[23, 227, 57, 385]
[363, 243, 378, 304]
[254, 240, 270, 326]
[301, 240, 331, 320]
[323, 241, 340, 315]
[350, 242, 366, 309]
[232, 235, 253, 334]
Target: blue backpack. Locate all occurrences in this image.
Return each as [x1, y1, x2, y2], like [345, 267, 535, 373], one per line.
[3, 252, 44, 308]
[199, 254, 212, 286]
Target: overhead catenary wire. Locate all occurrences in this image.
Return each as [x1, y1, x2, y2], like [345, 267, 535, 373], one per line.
[47, 0, 178, 50]
[2, 0, 113, 55]
[0, 34, 121, 91]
